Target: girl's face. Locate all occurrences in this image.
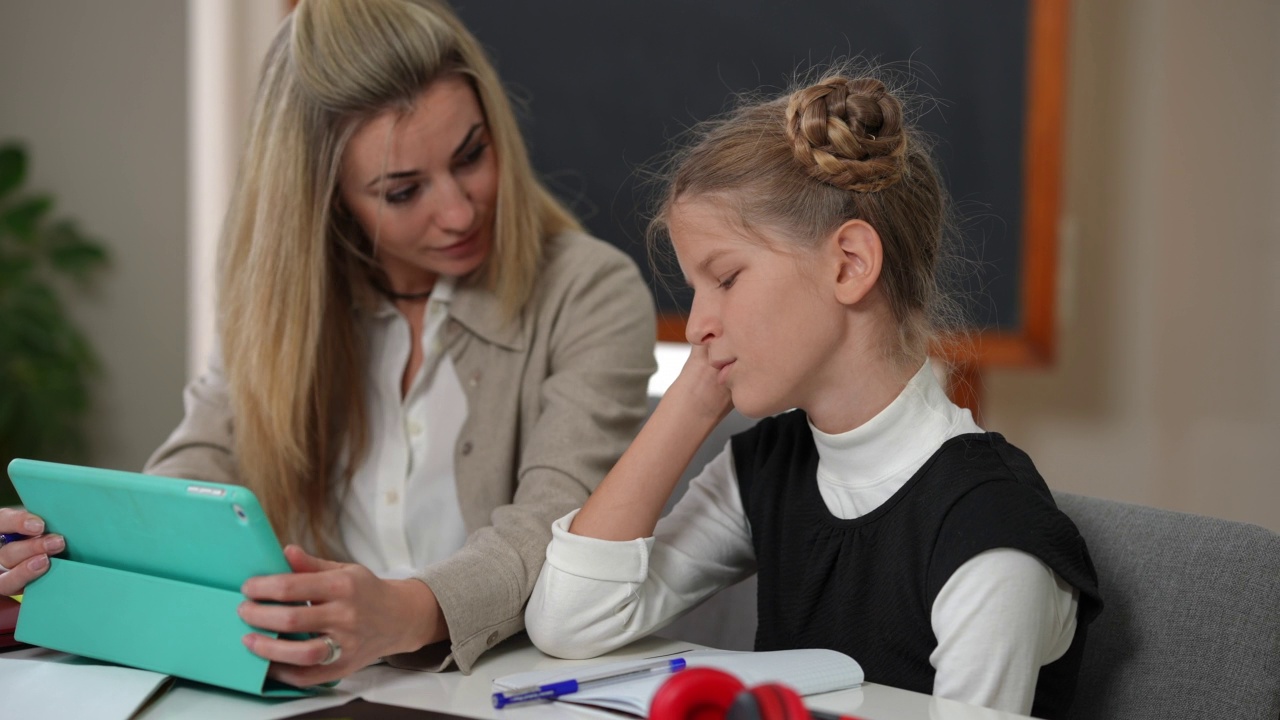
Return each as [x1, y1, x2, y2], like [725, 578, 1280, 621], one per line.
[338, 75, 499, 293]
[670, 198, 848, 419]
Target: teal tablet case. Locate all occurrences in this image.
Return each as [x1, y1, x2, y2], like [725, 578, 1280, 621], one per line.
[7, 458, 319, 697]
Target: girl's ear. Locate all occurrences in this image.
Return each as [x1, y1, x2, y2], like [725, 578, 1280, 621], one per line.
[829, 219, 883, 306]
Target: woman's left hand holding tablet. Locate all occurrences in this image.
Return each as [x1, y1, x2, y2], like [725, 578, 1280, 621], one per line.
[238, 544, 446, 686]
[0, 508, 64, 596]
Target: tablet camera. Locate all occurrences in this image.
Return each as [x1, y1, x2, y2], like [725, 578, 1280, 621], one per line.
[233, 504, 249, 523]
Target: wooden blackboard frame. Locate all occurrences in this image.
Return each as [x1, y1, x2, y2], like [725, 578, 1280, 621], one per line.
[940, 0, 1069, 414]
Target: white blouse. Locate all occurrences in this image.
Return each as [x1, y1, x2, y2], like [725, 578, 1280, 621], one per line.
[338, 277, 468, 580]
[526, 361, 1079, 716]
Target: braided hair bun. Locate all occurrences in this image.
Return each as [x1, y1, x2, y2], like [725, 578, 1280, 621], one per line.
[785, 76, 908, 193]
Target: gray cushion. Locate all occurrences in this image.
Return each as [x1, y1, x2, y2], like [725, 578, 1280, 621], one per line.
[1054, 492, 1280, 720]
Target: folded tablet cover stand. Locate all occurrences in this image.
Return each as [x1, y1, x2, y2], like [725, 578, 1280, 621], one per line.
[8, 458, 315, 697]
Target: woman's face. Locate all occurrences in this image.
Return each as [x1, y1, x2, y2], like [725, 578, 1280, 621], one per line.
[338, 75, 499, 293]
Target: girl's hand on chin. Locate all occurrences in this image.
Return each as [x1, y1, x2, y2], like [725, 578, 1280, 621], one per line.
[668, 344, 733, 424]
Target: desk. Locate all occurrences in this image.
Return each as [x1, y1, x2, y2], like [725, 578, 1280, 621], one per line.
[9, 636, 1033, 720]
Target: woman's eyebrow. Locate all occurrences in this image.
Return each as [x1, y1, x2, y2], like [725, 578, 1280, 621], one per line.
[451, 123, 483, 158]
[367, 169, 418, 188]
[364, 123, 484, 188]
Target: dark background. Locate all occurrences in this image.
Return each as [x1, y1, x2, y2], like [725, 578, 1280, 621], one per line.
[455, 0, 1029, 330]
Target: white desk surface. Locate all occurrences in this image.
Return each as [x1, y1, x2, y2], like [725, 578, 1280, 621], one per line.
[9, 635, 1033, 720]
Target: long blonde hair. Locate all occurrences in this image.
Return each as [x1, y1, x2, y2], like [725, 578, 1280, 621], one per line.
[219, 0, 579, 551]
[650, 68, 962, 367]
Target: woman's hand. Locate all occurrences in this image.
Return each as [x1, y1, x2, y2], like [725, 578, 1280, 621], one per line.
[0, 508, 64, 597]
[238, 545, 447, 687]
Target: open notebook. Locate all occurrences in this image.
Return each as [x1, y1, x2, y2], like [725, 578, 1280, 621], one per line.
[0, 655, 174, 720]
[492, 647, 863, 716]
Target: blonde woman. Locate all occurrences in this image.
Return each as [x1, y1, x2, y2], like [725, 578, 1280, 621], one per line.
[0, 0, 655, 685]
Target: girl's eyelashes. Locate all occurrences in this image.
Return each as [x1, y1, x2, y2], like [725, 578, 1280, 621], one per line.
[718, 271, 740, 290]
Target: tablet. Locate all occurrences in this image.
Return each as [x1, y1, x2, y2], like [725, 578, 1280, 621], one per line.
[6, 459, 326, 696]
[7, 459, 290, 593]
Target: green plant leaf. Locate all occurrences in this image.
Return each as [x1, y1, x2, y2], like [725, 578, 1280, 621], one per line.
[0, 143, 108, 471]
[49, 237, 110, 281]
[42, 220, 109, 282]
[0, 144, 25, 200]
[0, 252, 35, 289]
[1, 194, 54, 244]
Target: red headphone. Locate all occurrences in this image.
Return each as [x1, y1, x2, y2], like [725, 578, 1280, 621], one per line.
[650, 667, 866, 720]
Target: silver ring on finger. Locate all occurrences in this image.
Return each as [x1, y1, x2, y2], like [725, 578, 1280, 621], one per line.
[318, 635, 342, 666]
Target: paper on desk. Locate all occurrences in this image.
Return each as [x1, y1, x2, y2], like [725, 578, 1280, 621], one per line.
[0, 656, 174, 720]
[493, 648, 863, 716]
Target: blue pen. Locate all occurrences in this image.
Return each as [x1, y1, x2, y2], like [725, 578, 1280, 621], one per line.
[492, 657, 687, 708]
[0, 533, 30, 547]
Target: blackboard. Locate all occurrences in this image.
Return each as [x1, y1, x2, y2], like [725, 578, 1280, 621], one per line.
[455, 0, 1068, 365]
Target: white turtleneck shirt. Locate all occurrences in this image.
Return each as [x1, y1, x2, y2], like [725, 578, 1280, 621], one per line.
[525, 361, 1079, 716]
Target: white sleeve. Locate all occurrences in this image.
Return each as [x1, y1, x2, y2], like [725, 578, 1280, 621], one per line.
[929, 548, 1079, 715]
[526, 442, 756, 659]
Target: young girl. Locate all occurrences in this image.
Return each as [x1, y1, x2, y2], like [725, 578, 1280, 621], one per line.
[524, 71, 1102, 719]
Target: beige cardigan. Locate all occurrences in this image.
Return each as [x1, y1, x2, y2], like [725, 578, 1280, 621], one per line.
[145, 231, 657, 673]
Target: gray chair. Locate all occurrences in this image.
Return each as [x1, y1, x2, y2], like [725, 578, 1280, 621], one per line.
[1053, 492, 1280, 720]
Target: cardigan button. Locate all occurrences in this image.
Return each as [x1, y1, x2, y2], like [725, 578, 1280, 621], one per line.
[486, 631, 500, 646]
[461, 441, 474, 456]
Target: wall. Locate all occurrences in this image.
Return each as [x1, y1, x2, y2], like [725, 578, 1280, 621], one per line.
[983, 0, 1280, 531]
[0, 2, 189, 472]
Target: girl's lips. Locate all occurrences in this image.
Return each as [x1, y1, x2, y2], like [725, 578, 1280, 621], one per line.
[714, 360, 735, 384]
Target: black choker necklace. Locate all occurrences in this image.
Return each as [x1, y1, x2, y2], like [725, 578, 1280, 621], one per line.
[374, 282, 434, 302]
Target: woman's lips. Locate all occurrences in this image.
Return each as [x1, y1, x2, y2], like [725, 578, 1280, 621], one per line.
[435, 229, 481, 257]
